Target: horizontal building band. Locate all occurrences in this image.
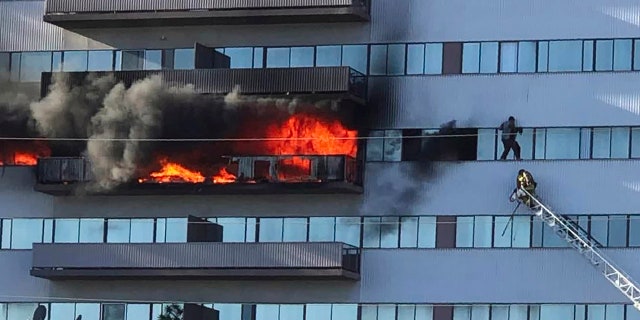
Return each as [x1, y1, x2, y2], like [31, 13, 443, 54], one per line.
[43, 0, 370, 28]
[30, 242, 360, 280]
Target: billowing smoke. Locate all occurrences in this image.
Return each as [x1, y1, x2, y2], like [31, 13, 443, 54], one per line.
[0, 76, 38, 137]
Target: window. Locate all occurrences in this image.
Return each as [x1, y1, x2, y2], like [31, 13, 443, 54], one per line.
[290, 47, 314, 67]
[613, 39, 632, 71]
[544, 128, 580, 159]
[63, 51, 88, 72]
[473, 216, 493, 248]
[592, 128, 612, 158]
[456, 217, 474, 248]
[54, 219, 79, 243]
[309, 217, 334, 242]
[363, 217, 382, 248]
[75, 303, 100, 320]
[11, 219, 43, 249]
[266, 47, 290, 68]
[491, 306, 509, 320]
[591, 215, 609, 246]
[342, 45, 367, 74]
[629, 216, 640, 246]
[8, 304, 41, 320]
[144, 50, 162, 70]
[50, 303, 75, 320]
[462, 43, 480, 73]
[418, 217, 436, 248]
[283, 218, 307, 241]
[316, 46, 341, 67]
[102, 304, 126, 320]
[635, 40, 640, 71]
[366, 131, 384, 161]
[126, 304, 150, 320]
[583, 40, 594, 71]
[165, 218, 187, 242]
[52, 51, 62, 71]
[213, 304, 242, 320]
[537, 41, 549, 72]
[224, 47, 254, 68]
[477, 129, 496, 160]
[608, 215, 627, 247]
[383, 130, 403, 161]
[174, 48, 195, 70]
[480, 42, 498, 73]
[548, 40, 582, 72]
[512, 216, 531, 248]
[500, 42, 517, 73]
[78, 219, 105, 243]
[336, 217, 360, 247]
[407, 44, 425, 75]
[106, 219, 131, 243]
[215, 217, 247, 242]
[611, 127, 630, 158]
[279, 305, 304, 320]
[88, 50, 114, 71]
[120, 50, 143, 70]
[471, 306, 490, 320]
[387, 44, 406, 75]
[256, 305, 279, 320]
[1, 219, 11, 249]
[19, 52, 51, 82]
[130, 219, 154, 243]
[307, 304, 332, 320]
[259, 218, 283, 242]
[0, 52, 9, 75]
[540, 305, 574, 320]
[425, 43, 443, 74]
[517, 41, 537, 72]
[369, 45, 387, 75]
[400, 217, 418, 248]
[493, 217, 512, 247]
[331, 305, 358, 320]
[595, 40, 614, 71]
[588, 305, 605, 320]
[453, 306, 471, 320]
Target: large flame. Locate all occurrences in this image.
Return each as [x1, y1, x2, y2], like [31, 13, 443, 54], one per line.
[139, 158, 205, 183]
[14, 153, 38, 166]
[212, 167, 236, 184]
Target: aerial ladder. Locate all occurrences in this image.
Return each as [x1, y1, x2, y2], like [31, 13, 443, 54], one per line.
[514, 187, 640, 311]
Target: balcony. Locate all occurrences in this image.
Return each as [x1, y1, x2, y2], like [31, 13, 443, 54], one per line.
[43, 0, 371, 28]
[30, 242, 361, 280]
[40, 67, 368, 104]
[34, 155, 364, 196]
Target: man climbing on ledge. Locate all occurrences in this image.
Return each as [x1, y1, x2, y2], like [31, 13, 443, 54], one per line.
[515, 169, 539, 210]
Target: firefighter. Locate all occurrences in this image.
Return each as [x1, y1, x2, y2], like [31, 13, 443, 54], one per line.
[515, 169, 538, 209]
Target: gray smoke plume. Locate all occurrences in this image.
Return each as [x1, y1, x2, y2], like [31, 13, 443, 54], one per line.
[0, 75, 38, 136]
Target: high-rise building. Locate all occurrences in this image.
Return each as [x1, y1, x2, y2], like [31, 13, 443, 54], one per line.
[1, 0, 640, 319]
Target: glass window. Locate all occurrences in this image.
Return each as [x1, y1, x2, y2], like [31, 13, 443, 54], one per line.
[11, 219, 43, 249]
[253, 47, 264, 68]
[279, 305, 303, 320]
[130, 219, 154, 243]
[407, 44, 425, 75]
[400, 217, 418, 248]
[363, 217, 381, 248]
[509, 305, 528, 320]
[332, 304, 357, 320]
[1, 219, 11, 249]
[462, 43, 480, 73]
[397, 305, 415, 320]
[63, 51, 88, 72]
[309, 217, 335, 241]
[0, 52, 9, 74]
[417, 217, 436, 248]
[425, 43, 443, 74]
[144, 50, 162, 70]
[52, 51, 62, 72]
[246, 218, 257, 242]
[8, 304, 41, 320]
[369, 45, 387, 76]
[471, 306, 490, 320]
[126, 304, 150, 320]
[453, 306, 471, 320]
[10, 52, 21, 82]
[629, 216, 640, 246]
[378, 305, 396, 320]
[361, 305, 376, 320]
[259, 218, 283, 242]
[592, 128, 612, 159]
[611, 127, 630, 158]
[627, 305, 640, 320]
[75, 303, 100, 320]
[575, 305, 586, 320]
[518, 41, 537, 72]
[477, 129, 497, 160]
[606, 305, 624, 320]
[342, 45, 367, 74]
[635, 40, 640, 71]
[583, 40, 594, 71]
[456, 217, 474, 247]
[534, 129, 547, 159]
[632, 127, 640, 158]
[383, 130, 403, 161]
[614, 39, 633, 71]
[54, 219, 79, 243]
[20, 52, 52, 82]
[335, 217, 360, 247]
[591, 215, 609, 246]
[540, 305, 574, 320]
[380, 217, 399, 248]
[494, 216, 512, 248]
[531, 219, 544, 247]
[588, 304, 605, 320]
[497, 128, 534, 160]
[165, 218, 187, 242]
[174, 48, 195, 70]
[545, 128, 580, 159]
[500, 42, 517, 73]
[217, 217, 247, 242]
[213, 303, 242, 320]
[102, 304, 126, 320]
[43, 219, 53, 243]
[580, 128, 592, 159]
[107, 219, 131, 243]
[367, 131, 384, 161]
[473, 216, 493, 248]
[548, 40, 582, 72]
[595, 40, 614, 71]
[491, 305, 509, 320]
[225, 47, 254, 68]
[480, 42, 499, 73]
[290, 47, 314, 67]
[155, 219, 167, 243]
[88, 50, 114, 71]
[256, 305, 279, 320]
[121, 50, 144, 70]
[307, 304, 332, 320]
[416, 305, 433, 320]
[608, 215, 627, 247]
[512, 216, 531, 248]
[283, 218, 307, 241]
[267, 47, 290, 68]
[387, 44, 406, 75]
[50, 303, 75, 320]
[316, 46, 341, 67]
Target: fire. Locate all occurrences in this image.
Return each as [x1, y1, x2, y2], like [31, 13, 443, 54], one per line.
[14, 153, 38, 166]
[140, 158, 205, 183]
[212, 167, 236, 184]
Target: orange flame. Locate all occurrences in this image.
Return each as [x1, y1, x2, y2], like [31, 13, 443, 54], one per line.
[141, 158, 205, 183]
[14, 153, 38, 166]
[212, 167, 237, 184]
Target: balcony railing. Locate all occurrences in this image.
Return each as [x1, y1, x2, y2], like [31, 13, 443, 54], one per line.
[30, 242, 361, 280]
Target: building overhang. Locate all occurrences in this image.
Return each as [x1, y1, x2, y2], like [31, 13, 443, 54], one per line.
[43, 0, 370, 28]
[30, 242, 361, 281]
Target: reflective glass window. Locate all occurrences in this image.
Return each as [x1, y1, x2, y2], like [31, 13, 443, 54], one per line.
[416, 305, 433, 320]
[583, 40, 594, 71]
[20, 52, 52, 82]
[531, 219, 544, 247]
[54, 219, 79, 243]
[11, 219, 43, 249]
[290, 47, 314, 67]
[217, 217, 247, 242]
[491, 305, 509, 320]
[592, 128, 611, 159]
[500, 42, 517, 73]
[174, 48, 195, 70]
[611, 127, 630, 158]
[512, 216, 531, 248]
[606, 305, 624, 320]
[635, 40, 640, 71]
[477, 129, 496, 160]
[544, 217, 568, 247]
[380, 216, 399, 248]
[246, 218, 257, 242]
[332, 305, 357, 320]
[400, 217, 418, 248]
[256, 305, 279, 320]
[10, 52, 20, 82]
[453, 306, 471, 320]
[387, 44, 406, 75]
[575, 305, 586, 320]
[425, 43, 443, 74]
[267, 47, 290, 68]
[316, 46, 341, 67]
[8, 304, 41, 320]
[283, 218, 307, 241]
[361, 305, 376, 320]
[497, 128, 533, 160]
[106, 219, 130, 243]
[494, 216, 512, 247]
[363, 217, 381, 248]
[259, 218, 283, 242]
[595, 40, 614, 71]
[462, 43, 480, 73]
[0, 52, 9, 75]
[534, 129, 547, 159]
[342, 45, 367, 74]
[369, 45, 387, 75]
[407, 44, 425, 74]
[456, 217, 474, 247]
[383, 130, 403, 161]
[335, 217, 361, 247]
[144, 50, 162, 70]
[614, 39, 633, 71]
[509, 305, 528, 320]
[518, 41, 537, 72]
[88, 50, 114, 71]
[378, 305, 396, 320]
[306, 304, 332, 320]
[225, 47, 254, 68]
[213, 303, 242, 320]
[155, 219, 167, 242]
[580, 128, 592, 159]
[76, 303, 100, 320]
[121, 50, 144, 70]
[588, 304, 605, 320]
[102, 304, 126, 320]
[52, 51, 62, 71]
[629, 216, 640, 246]
[130, 219, 154, 243]
[627, 305, 640, 320]
[253, 47, 264, 68]
[279, 305, 303, 320]
[417, 216, 436, 248]
[480, 42, 498, 73]
[608, 215, 627, 247]
[1, 219, 11, 249]
[548, 40, 582, 72]
[43, 219, 53, 243]
[632, 127, 640, 158]
[126, 304, 150, 320]
[591, 215, 609, 246]
[366, 130, 384, 161]
[473, 216, 492, 248]
[165, 218, 187, 242]
[63, 51, 88, 72]
[540, 305, 574, 320]
[50, 303, 75, 320]
[471, 306, 489, 320]
[309, 217, 335, 241]
[545, 128, 580, 159]
[397, 305, 415, 320]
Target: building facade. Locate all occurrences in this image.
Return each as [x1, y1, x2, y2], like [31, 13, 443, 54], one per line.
[1, 0, 640, 319]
